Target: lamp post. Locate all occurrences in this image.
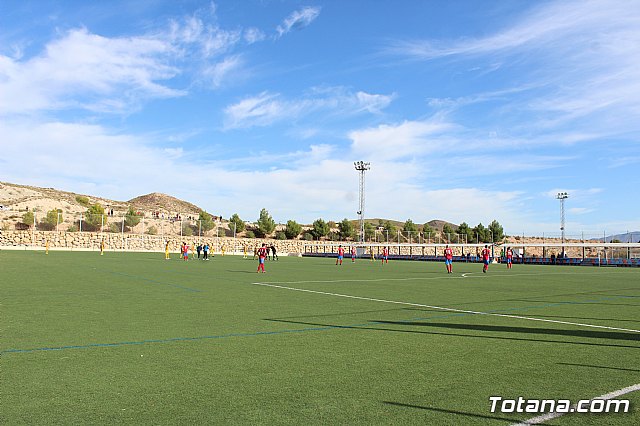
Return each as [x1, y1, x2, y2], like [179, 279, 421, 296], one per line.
[556, 192, 569, 257]
[354, 161, 371, 243]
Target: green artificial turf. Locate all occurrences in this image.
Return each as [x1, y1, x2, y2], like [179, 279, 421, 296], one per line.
[1, 250, 639, 424]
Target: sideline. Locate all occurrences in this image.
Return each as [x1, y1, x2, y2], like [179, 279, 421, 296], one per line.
[251, 282, 640, 334]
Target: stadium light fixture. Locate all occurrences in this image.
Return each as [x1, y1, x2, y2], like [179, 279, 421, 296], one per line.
[556, 192, 569, 256]
[354, 161, 371, 243]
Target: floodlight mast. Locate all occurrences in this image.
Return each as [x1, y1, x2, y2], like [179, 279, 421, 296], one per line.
[354, 161, 371, 243]
[556, 192, 569, 256]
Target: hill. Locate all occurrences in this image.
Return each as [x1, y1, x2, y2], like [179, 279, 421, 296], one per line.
[0, 182, 203, 218]
[128, 193, 204, 216]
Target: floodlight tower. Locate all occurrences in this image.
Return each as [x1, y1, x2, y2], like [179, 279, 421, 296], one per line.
[354, 161, 371, 243]
[556, 192, 569, 256]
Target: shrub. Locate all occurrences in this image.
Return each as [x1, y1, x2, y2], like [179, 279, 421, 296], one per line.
[285, 220, 302, 239]
[303, 232, 314, 241]
[84, 204, 106, 231]
[275, 231, 287, 240]
[124, 206, 141, 229]
[146, 226, 157, 235]
[39, 209, 62, 231]
[245, 230, 255, 239]
[67, 225, 78, 232]
[182, 223, 194, 237]
[75, 195, 90, 207]
[108, 223, 120, 233]
[22, 211, 34, 228]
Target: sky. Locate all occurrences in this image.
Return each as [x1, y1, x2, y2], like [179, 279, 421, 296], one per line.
[1, 0, 639, 236]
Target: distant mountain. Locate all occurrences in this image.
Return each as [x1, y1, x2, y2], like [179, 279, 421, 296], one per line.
[596, 231, 640, 243]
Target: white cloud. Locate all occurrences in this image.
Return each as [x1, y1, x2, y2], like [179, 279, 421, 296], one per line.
[0, 28, 184, 115]
[203, 55, 243, 88]
[244, 28, 265, 44]
[223, 88, 394, 129]
[387, 0, 640, 139]
[348, 119, 451, 161]
[276, 6, 321, 38]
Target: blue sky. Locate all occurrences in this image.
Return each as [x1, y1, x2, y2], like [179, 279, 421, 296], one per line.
[1, 0, 639, 236]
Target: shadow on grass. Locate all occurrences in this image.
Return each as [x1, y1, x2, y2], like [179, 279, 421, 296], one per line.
[556, 362, 640, 373]
[383, 401, 520, 423]
[265, 319, 640, 350]
[525, 314, 640, 324]
[446, 287, 640, 307]
[372, 320, 640, 341]
[507, 300, 640, 307]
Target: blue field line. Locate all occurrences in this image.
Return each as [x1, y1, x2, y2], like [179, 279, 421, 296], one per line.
[1, 326, 349, 354]
[100, 269, 202, 293]
[4, 293, 638, 355]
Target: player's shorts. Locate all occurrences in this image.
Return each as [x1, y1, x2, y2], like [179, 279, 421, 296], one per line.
[259, 257, 265, 264]
[445, 259, 452, 265]
[338, 255, 343, 260]
[383, 255, 388, 260]
[483, 259, 490, 265]
[507, 257, 512, 264]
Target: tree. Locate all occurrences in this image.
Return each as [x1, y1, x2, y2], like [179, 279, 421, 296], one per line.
[84, 204, 105, 231]
[457, 222, 472, 243]
[198, 211, 215, 233]
[403, 219, 418, 233]
[311, 218, 330, 239]
[403, 219, 418, 241]
[40, 209, 62, 231]
[472, 222, 488, 243]
[229, 213, 245, 233]
[257, 208, 275, 237]
[284, 220, 302, 239]
[442, 224, 455, 241]
[22, 211, 34, 228]
[124, 206, 141, 229]
[337, 218, 355, 240]
[488, 220, 504, 243]
[364, 222, 375, 241]
[422, 223, 434, 237]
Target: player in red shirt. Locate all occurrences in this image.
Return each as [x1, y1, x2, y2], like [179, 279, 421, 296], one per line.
[481, 245, 491, 273]
[444, 244, 453, 274]
[181, 242, 189, 261]
[351, 246, 357, 262]
[381, 247, 389, 264]
[506, 246, 513, 269]
[336, 245, 345, 265]
[257, 243, 267, 273]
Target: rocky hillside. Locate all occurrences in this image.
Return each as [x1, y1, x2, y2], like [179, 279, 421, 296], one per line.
[128, 193, 203, 216]
[0, 182, 202, 218]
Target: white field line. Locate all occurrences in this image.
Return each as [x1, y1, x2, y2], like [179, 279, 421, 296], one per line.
[512, 383, 640, 425]
[270, 271, 604, 285]
[251, 282, 640, 334]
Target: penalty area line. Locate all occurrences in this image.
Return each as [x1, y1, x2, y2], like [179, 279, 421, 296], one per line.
[251, 282, 640, 334]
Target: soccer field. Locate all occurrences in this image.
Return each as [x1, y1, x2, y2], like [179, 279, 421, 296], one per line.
[2, 251, 639, 425]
